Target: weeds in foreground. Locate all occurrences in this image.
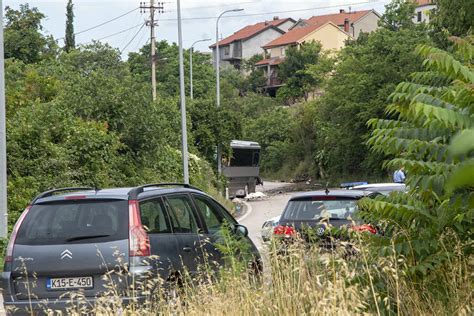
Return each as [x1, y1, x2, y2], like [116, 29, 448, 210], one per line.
[6, 230, 473, 315]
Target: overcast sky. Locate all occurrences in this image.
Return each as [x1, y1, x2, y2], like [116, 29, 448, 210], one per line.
[4, 0, 391, 58]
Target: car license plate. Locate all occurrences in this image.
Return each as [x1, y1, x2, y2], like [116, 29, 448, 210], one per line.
[46, 277, 93, 290]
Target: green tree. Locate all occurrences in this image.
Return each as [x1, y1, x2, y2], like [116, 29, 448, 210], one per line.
[379, 0, 417, 31]
[64, 0, 75, 53]
[315, 24, 430, 179]
[277, 41, 328, 102]
[361, 39, 473, 306]
[4, 4, 47, 63]
[430, 0, 474, 48]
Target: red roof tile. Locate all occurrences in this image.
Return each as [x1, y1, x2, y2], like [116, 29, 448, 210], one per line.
[255, 57, 285, 66]
[210, 18, 293, 48]
[413, 0, 434, 6]
[304, 10, 373, 27]
[262, 23, 331, 49]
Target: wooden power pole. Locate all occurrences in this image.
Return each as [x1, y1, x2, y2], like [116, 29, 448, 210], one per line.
[140, 1, 164, 101]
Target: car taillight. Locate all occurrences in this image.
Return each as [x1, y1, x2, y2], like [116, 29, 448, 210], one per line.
[128, 200, 150, 257]
[273, 225, 296, 237]
[352, 224, 377, 235]
[5, 205, 32, 263]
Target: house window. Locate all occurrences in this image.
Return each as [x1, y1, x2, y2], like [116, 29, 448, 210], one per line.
[224, 46, 230, 56]
[417, 11, 422, 22]
[280, 47, 286, 56]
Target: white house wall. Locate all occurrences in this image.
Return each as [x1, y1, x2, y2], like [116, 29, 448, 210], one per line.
[413, 4, 437, 23]
[242, 28, 284, 59]
[353, 11, 380, 39]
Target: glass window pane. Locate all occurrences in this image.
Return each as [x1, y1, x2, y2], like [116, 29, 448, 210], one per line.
[193, 195, 224, 234]
[139, 199, 171, 234]
[165, 195, 199, 234]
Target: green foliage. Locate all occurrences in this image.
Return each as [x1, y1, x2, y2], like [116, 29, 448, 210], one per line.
[315, 25, 431, 179]
[277, 41, 332, 102]
[361, 38, 473, 282]
[379, 0, 417, 30]
[64, 0, 75, 53]
[4, 4, 50, 63]
[4, 37, 223, 232]
[430, 0, 474, 48]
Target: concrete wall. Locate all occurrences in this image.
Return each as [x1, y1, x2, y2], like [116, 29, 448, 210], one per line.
[211, 47, 231, 67]
[302, 23, 350, 51]
[211, 28, 285, 66]
[353, 11, 380, 39]
[413, 4, 436, 24]
[242, 28, 284, 59]
[269, 45, 288, 58]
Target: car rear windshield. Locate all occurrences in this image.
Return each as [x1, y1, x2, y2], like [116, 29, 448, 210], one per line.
[15, 200, 129, 245]
[283, 198, 358, 221]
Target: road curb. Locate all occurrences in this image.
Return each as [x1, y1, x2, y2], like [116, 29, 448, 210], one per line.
[236, 200, 252, 222]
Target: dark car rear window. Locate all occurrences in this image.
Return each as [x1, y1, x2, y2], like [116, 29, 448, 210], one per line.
[15, 200, 129, 245]
[283, 198, 358, 221]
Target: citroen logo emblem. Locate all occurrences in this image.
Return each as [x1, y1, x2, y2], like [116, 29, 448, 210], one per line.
[60, 249, 72, 260]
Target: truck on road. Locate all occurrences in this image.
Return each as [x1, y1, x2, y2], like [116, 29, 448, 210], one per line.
[222, 140, 261, 198]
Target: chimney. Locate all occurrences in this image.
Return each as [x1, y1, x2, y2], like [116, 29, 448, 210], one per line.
[273, 16, 279, 21]
[344, 18, 350, 32]
[339, 9, 345, 13]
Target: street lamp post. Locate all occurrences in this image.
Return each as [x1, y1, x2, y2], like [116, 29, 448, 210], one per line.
[177, 0, 189, 184]
[190, 38, 211, 99]
[215, 8, 243, 174]
[0, 0, 8, 238]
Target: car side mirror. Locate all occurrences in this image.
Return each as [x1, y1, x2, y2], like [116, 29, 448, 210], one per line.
[234, 224, 249, 237]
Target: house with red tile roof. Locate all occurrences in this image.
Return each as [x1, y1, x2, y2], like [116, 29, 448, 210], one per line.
[209, 17, 296, 69]
[412, 0, 436, 24]
[256, 21, 351, 95]
[291, 9, 380, 39]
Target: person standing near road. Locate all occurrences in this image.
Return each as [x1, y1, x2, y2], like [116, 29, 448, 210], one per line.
[393, 166, 406, 183]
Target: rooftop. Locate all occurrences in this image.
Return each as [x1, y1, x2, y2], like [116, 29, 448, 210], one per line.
[255, 57, 285, 66]
[210, 17, 294, 48]
[262, 21, 344, 49]
[303, 9, 373, 27]
[413, 0, 434, 7]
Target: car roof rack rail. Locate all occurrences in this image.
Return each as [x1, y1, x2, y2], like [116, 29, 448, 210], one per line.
[128, 183, 202, 199]
[340, 181, 368, 189]
[32, 187, 96, 203]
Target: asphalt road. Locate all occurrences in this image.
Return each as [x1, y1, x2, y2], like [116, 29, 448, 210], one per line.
[238, 182, 299, 250]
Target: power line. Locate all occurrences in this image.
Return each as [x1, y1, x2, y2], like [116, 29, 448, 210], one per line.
[57, 7, 139, 42]
[78, 23, 144, 46]
[132, 24, 148, 52]
[120, 23, 146, 54]
[75, 7, 139, 36]
[157, 0, 385, 22]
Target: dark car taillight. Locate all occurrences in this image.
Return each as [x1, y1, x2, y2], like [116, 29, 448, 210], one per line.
[352, 224, 377, 235]
[128, 200, 150, 257]
[273, 225, 296, 238]
[5, 205, 32, 263]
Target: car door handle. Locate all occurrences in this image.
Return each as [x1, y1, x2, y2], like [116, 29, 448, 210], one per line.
[182, 246, 192, 252]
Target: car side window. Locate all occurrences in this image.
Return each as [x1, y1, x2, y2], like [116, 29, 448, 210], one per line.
[139, 198, 171, 234]
[192, 195, 225, 234]
[164, 195, 199, 234]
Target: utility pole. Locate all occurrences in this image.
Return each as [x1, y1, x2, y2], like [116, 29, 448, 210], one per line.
[177, 0, 189, 184]
[140, 1, 164, 101]
[0, 0, 8, 238]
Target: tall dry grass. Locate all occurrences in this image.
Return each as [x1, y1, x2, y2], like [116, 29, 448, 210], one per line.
[10, 232, 473, 316]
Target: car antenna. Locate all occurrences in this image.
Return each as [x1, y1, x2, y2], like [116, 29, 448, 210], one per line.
[325, 182, 330, 195]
